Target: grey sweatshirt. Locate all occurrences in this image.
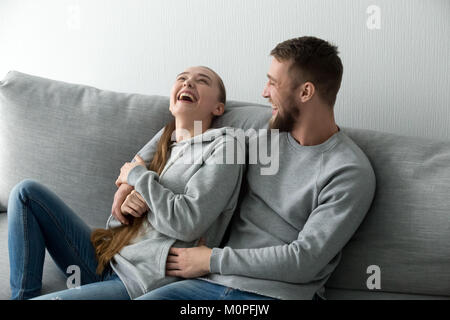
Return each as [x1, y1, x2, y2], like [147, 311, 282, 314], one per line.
[132, 127, 376, 300]
[106, 127, 245, 299]
[201, 128, 376, 299]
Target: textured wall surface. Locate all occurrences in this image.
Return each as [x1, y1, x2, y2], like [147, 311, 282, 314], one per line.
[1, 0, 449, 139]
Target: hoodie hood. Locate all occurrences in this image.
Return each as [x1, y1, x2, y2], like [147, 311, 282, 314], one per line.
[160, 126, 241, 180]
[174, 126, 237, 146]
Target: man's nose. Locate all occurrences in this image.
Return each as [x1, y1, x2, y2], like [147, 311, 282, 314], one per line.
[262, 84, 270, 98]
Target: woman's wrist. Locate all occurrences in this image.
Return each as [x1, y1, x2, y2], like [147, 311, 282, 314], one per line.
[117, 183, 134, 196]
[127, 165, 148, 186]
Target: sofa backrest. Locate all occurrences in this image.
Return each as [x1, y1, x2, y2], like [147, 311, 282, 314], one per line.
[0, 71, 170, 226]
[1, 71, 449, 297]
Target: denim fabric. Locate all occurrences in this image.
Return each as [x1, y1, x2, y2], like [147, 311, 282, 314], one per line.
[135, 279, 278, 300]
[32, 272, 129, 300]
[7, 179, 127, 300]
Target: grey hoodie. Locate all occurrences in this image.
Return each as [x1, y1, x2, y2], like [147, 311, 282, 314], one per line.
[106, 127, 245, 299]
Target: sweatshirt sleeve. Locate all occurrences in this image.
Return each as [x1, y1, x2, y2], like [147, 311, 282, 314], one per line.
[130, 127, 165, 166]
[126, 136, 245, 242]
[106, 128, 164, 228]
[209, 162, 376, 283]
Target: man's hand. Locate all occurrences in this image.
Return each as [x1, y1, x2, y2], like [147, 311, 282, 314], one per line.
[115, 155, 147, 187]
[120, 189, 149, 218]
[166, 238, 212, 278]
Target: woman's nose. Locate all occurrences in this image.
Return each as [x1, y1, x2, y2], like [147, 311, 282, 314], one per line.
[183, 78, 194, 88]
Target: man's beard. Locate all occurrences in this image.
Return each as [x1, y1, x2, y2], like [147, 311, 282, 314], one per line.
[269, 97, 299, 132]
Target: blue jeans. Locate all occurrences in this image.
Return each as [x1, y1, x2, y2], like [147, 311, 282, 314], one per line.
[136, 279, 278, 300]
[7, 179, 129, 300]
[32, 272, 129, 300]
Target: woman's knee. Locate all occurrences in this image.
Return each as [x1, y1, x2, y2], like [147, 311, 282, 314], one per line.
[9, 179, 44, 204]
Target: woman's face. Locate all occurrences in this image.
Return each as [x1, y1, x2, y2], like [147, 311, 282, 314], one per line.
[169, 66, 224, 122]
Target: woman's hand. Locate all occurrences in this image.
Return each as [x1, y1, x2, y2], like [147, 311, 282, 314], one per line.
[120, 189, 150, 218]
[165, 238, 212, 278]
[111, 183, 134, 225]
[115, 155, 147, 187]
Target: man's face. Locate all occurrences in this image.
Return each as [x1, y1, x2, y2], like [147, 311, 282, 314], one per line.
[262, 58, 299, 132]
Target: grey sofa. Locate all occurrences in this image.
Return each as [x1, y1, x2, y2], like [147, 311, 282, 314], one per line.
[0, 71, 449, 300]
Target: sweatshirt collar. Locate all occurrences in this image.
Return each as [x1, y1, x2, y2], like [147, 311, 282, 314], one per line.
[286, 127, 342, 153]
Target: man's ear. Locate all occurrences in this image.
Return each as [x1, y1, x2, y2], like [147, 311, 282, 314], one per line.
[212, 103, 225, 116]
[299, 82, 315, 103]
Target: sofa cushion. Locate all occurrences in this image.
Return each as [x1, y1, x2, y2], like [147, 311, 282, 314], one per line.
[328, 128, 450, 297]
[0, 71, 173, 227]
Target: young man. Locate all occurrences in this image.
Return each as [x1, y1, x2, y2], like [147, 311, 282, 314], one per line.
[119, 36, 376, 300]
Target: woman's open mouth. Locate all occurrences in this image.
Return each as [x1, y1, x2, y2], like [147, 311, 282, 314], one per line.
[177, 91, 197, 103]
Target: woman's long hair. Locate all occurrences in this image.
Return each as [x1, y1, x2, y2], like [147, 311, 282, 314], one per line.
[90, 67, 226, 275]
[90, 119, 176, 274]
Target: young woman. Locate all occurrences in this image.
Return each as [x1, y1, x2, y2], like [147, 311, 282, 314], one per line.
[7, 66, 245, 300]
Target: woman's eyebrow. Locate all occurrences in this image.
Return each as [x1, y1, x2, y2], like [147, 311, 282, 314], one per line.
[176, 72, 212, 82]
[197, 73, 212, 81]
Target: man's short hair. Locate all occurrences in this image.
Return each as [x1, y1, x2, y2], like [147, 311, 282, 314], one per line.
[271, 36, 343, 107]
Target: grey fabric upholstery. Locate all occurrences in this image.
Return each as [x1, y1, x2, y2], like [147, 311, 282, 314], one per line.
[327, 128, 450, 297]
[0, 71, 449, 299]
[0, 71, 173, 227]
[324, 288, 450, 300]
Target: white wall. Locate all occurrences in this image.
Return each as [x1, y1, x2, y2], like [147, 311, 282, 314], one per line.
[1, 0, 449, 139]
